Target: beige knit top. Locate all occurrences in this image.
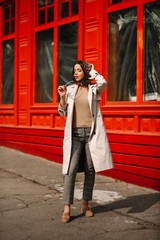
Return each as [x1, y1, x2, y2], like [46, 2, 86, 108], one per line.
[72, 86, 92, 128]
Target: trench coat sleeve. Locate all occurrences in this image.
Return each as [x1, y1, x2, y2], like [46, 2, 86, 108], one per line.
[58, 103, 67, 117]
[89, 70, 107, 95]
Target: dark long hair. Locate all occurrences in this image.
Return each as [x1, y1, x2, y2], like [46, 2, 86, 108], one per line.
[72, 60, 91, 86]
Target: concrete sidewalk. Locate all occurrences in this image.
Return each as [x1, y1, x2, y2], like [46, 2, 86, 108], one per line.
[0, 146, 159, 240]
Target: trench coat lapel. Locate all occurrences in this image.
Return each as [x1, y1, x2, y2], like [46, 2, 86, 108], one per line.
[67, 84, 78, 100]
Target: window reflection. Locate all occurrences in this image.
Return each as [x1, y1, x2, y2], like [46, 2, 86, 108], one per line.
[48, 0, 54, 5]
[2, 39, 14, 104]
[35, 29, 53, 103]
[72, 0, 78, 15]
[58, 22, 78, 101]
[48, 7, 54, 22]
[108, 7, 137, 101]
[11, 4, 15, 18]
[4, 22, 9, 35]
[112, 0, 122, 4]
[38, 9, 45, 25]
[61, 2, 69, 18]
[11, 20, 15, 33]
[143, 1, 160, 101]
[4, 6, 10, 20]
[38, 0, 45, 8]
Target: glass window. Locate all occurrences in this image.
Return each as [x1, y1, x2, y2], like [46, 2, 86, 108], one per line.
[4, 22, 10, 35]
[48, 0, 54, 5]
[47, 7, 54, 22]
[3, 2, 15, 36]
[72, 0, 78, 15]
[11, 3, 15, 18]
[112, 0, 122, 4]
[58, 21, 78, 90]
[4, 5, 10, 20]
[37, 0, 54, 25]
[108, 7, 137, 101]
[11, 20, 15, 33]
[143, 1, 160, 101]
[1, 39, 14, 104]
[59, 0, 78, 19]
[35, 29, 53, 103]
[38, 9, 45, 25]
[61, 2, 69, 18]
[38, 0, 45, 8]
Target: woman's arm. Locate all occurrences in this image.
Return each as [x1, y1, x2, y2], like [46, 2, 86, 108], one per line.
[89, 65, 107, 95]
[58, 85, 67, 117]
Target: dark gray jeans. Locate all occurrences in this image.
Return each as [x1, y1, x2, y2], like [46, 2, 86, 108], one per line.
[63, 127, 95, 205]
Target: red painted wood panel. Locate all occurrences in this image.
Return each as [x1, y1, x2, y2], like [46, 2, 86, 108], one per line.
[101, 169, 160, 191]
[0, 125, 160, 190]
[18, 0, 32, 126]
[108, 133, 160, 146]
[114, 163, 160, 180]
[0, 140, 63, 165]
[110, 142, 160, 158]
[31, 114, 51, 127]
[140, 117, 160, 133]
[0, 126, 64, 138]
[0, 115, 14, 125]
[113, 153, 160, 169]
[84, 0, 103, 72]
[0, 134, 63, 147]
[0, 140, 63, 156]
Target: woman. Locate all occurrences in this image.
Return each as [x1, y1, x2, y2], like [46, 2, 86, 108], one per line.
[58, 60, 113, 223]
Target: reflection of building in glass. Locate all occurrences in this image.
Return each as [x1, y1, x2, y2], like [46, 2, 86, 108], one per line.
[0, 0, 159, 190]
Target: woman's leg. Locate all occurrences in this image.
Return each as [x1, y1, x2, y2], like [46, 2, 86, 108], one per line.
[82, 141, 95, 216]
[83, 142, 95, 202]
[62, 136, 83, 222]
[63, 135, 83, 207]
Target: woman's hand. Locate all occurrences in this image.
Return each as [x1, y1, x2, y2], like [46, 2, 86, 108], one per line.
[90, 63, 95, 72]
[58, 85, 67, 98]
[58, 85, 67, 108]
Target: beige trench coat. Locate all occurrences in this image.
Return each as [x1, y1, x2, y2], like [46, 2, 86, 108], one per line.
[58, 70, 114, 175]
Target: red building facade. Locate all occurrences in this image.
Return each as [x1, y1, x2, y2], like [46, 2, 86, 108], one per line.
[0, 0, 160, 190]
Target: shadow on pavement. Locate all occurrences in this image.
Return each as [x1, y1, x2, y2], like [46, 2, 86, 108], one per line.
[92, 193, 160, 214]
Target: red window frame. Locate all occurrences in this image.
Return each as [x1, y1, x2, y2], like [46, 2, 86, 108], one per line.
[103, 0, 160, 107]
[2, 1, 15, 36]
[31, 0, 83, 107]
[36, 0, 55, 26]
[0, 0, 18, 110]
[59, 0, 78, 20]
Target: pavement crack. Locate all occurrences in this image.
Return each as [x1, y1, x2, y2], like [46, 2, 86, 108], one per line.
[112, 209, 160, 229]
[0, 168, 59, 194]
[14, 196, 29, 208]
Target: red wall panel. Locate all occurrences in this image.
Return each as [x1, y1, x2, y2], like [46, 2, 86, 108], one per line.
[0, 126, 160, 190]
[18, 0, 32, 126]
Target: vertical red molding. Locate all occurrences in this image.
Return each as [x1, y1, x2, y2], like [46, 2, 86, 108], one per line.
[53, 0, 58, 105]
[84, 0, 107, 106]
[18, 0, 32, 125]
[53, 24, 58, 104]
[103, 0, 108, 104]
[134, 115, 140, 132]
[136, 2, 143, 104]
[14, 0, 19, 125]
[0, 6, 2, 105]
[84, 0, 102, 71]
[77, 0, 84, 60]
[31, 0, 36, 107]
[50, 113, 54, 128]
